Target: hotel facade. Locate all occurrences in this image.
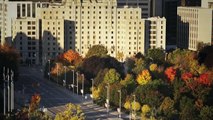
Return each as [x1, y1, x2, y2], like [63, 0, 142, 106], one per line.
[177, 7, 213, 51]
[1, 0, 166, 64]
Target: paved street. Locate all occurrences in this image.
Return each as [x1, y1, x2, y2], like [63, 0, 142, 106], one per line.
[15, 66, 129, 120]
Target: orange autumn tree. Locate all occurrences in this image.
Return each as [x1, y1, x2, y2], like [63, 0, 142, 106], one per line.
[165, 67, 176, 82]
[58, 50, 82, 65]
[29, 93, 41, 112]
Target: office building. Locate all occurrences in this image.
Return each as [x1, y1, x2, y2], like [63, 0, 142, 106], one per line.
[117, 6, 145, 60]
[117, 0, 165, 18]
[10, 0, 166, 64]
[0, 0, 49, 45]
[177, 7, 213, 51]
[180, 0, 201, 6]
[12, 18, 40, 64]
[163, 0, 178, 48]
[117, 0, 151, 18]
[202, 0, 213, 8]
[145, 17, 166, 51]
[0, 0, 7, 45]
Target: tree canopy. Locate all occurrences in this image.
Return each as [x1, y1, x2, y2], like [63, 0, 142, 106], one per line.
[85, 45, 108, 58]
[57, 49, 82, 66]
[147, 48, 165, 64]
[104, 69, 121, 84]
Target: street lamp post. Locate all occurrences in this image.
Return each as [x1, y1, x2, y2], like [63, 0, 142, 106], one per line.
[90, 78, 94, 103]
[133, 94, 136, 120]
[76, 72, 79, 95]
[10, 70, 14, 112]
[63, 66, 66, 87]
[105, 83, 110, 117]
[56, 63, 59, 84]
[117, 90, 121, 118]
[71, 70, 75, 93]
[48, 60, 50, 81]
[7, 68, 10, 113]
[81, 74, 84, 100]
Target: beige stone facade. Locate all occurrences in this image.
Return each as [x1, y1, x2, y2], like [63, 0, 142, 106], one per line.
[0, 0, 7, 45]
[37, 0, 148, 61]
[177, 7, 213, 51]
[12, 18, 40, 64]
[6, 0, 167, 64]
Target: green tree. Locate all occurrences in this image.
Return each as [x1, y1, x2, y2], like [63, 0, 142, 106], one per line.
[132, 58, 147, 75]
[125, 57, 135, 73]
[147, 48, 165, 64]
[109, 83, 127, 106]
[80, 56, 124, 81]
[94, 68, 109, 86]
[104, 69, 121, 84]
[159, 97, 177, 119]
[120, 74, 136, 94]
[199, 106, 213, 120]
[134, 80, 171, 108]
[179, 96, 199, 120]
[85, 45, 108, 58]
[55, 103, 85, 120]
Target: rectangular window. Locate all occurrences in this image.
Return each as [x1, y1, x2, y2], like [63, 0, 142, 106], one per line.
[17, 4, 21, 18]
[32, 21, 35, 25]
[27, 4, 31, 17]
[22, 4, 26, 16]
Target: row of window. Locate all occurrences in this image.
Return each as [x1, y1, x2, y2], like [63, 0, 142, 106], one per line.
[19, 21, 36, 25]
[43, 6, 115, 14]
[47, 47, 61, 51]
[18, 36, 36, 40]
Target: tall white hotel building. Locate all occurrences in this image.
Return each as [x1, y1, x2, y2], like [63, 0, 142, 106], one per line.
[1, 0, 166, 64]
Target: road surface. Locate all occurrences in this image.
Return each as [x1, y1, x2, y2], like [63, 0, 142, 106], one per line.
[15, 66, 129, 120]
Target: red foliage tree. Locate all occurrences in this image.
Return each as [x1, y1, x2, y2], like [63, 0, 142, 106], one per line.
[57, 50, 82, 65]
[197, 73, 211, 86]
[181, 72, 193, 82]
[165, 67, 176, 82]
